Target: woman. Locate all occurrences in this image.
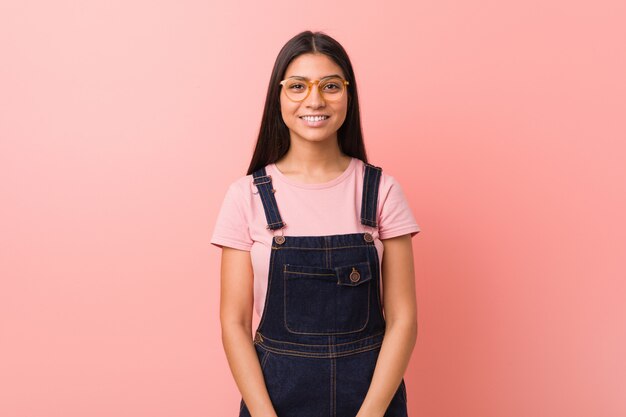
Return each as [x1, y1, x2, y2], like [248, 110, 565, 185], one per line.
[211, 30, 421, 417]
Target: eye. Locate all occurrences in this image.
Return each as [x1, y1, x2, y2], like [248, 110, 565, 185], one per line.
[288, 82, 306, 91]
[323, 82, 340, 91]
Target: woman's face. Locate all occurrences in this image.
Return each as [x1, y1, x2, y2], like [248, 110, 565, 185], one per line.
[279, 53, 348, 145]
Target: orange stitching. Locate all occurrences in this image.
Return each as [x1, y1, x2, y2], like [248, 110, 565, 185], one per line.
[273, 245, 371, 250]
[254, 342, 382, 358]
[255, 248, 277, 331]
[260, 349, 271, 370]
[363, 165, 371, 222]
[329, 335, 335, 417]
[256, 331, 385, 346]
[284, 270, 335, 276]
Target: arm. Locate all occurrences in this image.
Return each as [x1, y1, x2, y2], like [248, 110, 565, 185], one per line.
[356, 233, 418, 417]
[220, 247, 278, 417]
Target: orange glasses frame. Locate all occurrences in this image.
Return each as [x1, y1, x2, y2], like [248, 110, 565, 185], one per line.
[279, 77, 350, 102]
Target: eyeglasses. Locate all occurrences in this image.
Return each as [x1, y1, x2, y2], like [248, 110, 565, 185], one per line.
[279, 76, 349, 102]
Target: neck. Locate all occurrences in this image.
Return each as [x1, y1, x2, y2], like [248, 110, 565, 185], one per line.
[276, 137, 352, 182]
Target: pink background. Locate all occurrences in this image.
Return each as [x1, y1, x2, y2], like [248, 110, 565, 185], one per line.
[1, 1, 625, 416]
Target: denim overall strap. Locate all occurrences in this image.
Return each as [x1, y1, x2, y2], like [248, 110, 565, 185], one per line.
[252, 166, 285, 231]
[360, 163, 382, 227]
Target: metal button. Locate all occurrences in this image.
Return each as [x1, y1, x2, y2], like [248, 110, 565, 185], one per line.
[275, 235, 285, 245]
[349, 268, 361, 283]
[363, 232, 374, 242]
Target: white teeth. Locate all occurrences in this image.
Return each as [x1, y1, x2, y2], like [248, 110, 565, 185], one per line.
[301, 115, 329, 122]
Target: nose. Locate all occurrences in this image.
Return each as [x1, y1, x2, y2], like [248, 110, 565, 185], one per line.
[305, 82, 326, 108]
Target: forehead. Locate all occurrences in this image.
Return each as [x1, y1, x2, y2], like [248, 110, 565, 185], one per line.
[284, 53, 345, 79]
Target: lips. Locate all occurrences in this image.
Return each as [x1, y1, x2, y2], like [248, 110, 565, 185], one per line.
[299, 115, 330, 121]
[299, 115, 330, 127]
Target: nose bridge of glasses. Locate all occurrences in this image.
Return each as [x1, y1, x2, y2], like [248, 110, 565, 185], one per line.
[307, 79, 325, 100]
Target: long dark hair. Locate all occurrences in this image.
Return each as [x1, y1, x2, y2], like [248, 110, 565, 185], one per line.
[246, 30, 368, 175]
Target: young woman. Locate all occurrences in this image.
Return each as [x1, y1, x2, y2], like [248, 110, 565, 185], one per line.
[211, 30, 421, 417]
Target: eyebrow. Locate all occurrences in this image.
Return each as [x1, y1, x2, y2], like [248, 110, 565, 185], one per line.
[286, 74, 343, 80]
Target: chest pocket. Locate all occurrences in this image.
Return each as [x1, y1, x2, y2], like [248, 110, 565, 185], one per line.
[283, 261, 373, 335]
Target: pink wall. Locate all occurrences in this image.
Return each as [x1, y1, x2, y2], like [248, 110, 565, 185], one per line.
[1, 0, 625, 416]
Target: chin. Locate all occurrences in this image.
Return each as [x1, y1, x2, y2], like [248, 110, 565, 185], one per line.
[298, 132, 337, 142]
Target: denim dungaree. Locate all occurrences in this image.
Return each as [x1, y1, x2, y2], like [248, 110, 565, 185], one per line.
[239, 162, 408, 417]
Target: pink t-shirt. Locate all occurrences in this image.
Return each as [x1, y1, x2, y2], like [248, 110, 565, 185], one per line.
[210, 157, 421, 318]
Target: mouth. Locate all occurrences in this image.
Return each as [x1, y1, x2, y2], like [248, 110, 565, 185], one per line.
[299, 115, 330, 121]
[299, 115, 330, 127]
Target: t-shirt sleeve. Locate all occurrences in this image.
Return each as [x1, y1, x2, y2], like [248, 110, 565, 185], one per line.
[378, 174, 421, 240]
[210, 181, 253, 251]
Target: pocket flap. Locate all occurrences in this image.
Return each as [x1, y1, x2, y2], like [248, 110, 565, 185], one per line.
[334, 261, 373, 286]
[283, 264, 336, 280]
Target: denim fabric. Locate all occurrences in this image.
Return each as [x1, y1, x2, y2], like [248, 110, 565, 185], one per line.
[239, 163, 408, 417]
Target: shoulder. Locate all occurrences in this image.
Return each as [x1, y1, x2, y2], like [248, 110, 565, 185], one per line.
[227, 172, 256, 194]
[359, 159, 420, 238]
[355, 158, 404, 195]
[217, 171, 260, 216]
[228, 164, 274, 192]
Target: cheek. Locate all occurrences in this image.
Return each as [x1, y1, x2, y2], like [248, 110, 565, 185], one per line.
[336, 102, 349, 121]
[280, 97, 298, 118]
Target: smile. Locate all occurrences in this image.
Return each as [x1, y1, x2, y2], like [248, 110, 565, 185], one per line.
[300, 115, 330, 121]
